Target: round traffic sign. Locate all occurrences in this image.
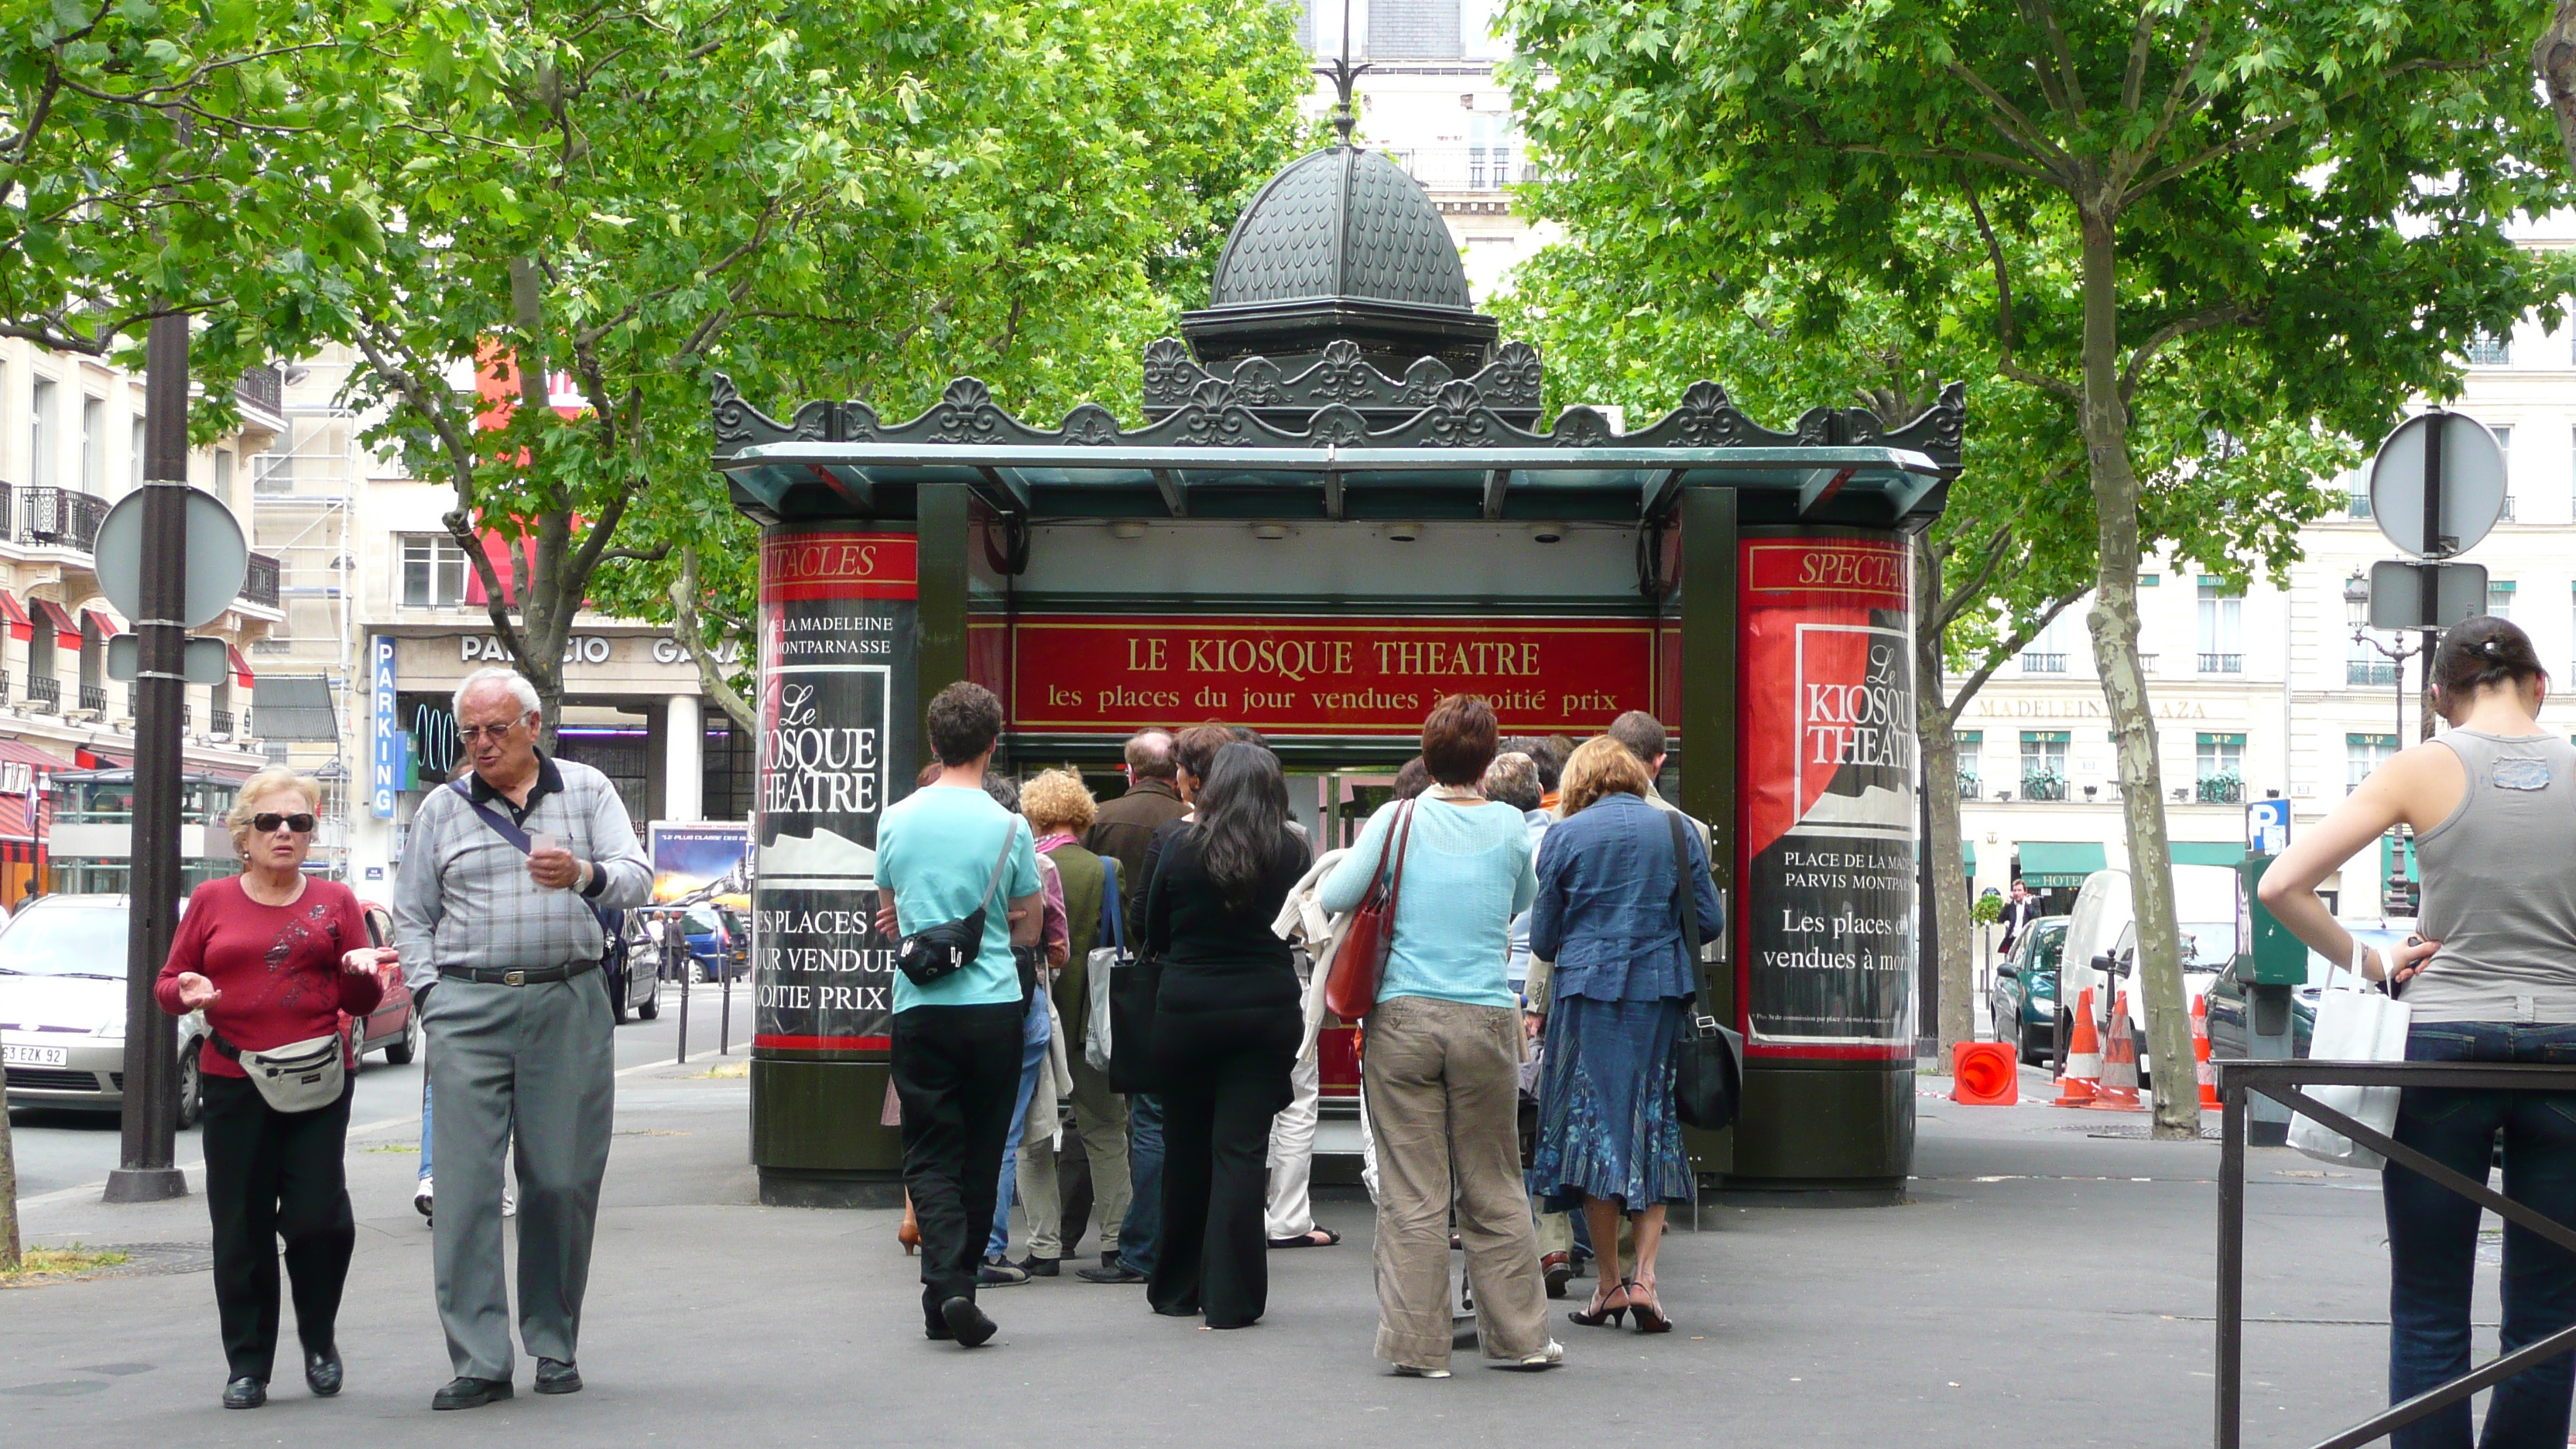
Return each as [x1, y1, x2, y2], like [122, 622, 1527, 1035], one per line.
[2365, 411, 2507, 558]
[91, 486, 248, 629]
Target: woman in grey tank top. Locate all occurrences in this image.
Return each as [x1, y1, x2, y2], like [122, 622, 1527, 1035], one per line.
[2259, 616, 2576, 1447]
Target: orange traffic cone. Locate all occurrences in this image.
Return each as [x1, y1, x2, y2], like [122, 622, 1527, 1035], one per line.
[2053, 986, 2102, 1107]
[2192, 992, 2219, 1111]
[2088, 992, 2146, 1112]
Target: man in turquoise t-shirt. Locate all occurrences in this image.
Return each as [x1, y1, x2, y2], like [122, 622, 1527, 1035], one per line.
[875, 682, 1041, 1349]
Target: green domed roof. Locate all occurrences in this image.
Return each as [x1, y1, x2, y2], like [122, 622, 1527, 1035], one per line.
[1208, 146, 1475, 311]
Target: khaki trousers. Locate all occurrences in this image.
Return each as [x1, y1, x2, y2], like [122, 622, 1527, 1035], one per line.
[1362, 995, 1550, 1368]
[1016, 1054, 1131, 1258]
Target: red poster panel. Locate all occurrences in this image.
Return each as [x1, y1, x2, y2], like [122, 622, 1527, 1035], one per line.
[1736, 537, 1919, 1060]
[1006, 615, 1653, 736]
[759, 533, 919, 603]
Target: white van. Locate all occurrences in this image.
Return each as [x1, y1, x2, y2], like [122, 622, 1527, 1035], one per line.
[2054, 864, 2239, 1084]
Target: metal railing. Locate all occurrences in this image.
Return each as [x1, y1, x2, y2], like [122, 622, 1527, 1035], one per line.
[2019, 651, 2068, 673]
[77, 683, 105, 714]
[210, 707, 234, 735]
[1380, 146, 1541, 193]
[2348, 659, 2400, 686]
[26, 675, 60, 711]
[234, 364, 283, 417]
[239, 552, 280, 607]
[2200, 652, 2244, 673]
[2197, 773, 2245, 804]
[1956, 772, 1981, 801]
[22, 487, 108, 551]
[2020, 772, 2068, 802]
[2215, 1058, 2576, 1449]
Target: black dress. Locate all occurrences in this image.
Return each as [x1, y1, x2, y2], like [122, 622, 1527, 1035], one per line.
[1142, 826, 1308, 1327]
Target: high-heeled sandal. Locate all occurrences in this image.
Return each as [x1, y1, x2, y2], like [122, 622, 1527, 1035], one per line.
[899, 1192, 920, 1256]
[1567, 1278, 1628, 1327]
[1625, 1279, 1672, 1334]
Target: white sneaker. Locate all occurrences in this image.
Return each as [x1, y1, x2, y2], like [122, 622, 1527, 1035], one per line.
[1503, 1341, 1565, 1370]
[414, 1177, 433, 1221]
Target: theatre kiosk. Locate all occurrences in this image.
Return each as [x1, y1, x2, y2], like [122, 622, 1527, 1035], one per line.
[714, 133, 1963, 1208]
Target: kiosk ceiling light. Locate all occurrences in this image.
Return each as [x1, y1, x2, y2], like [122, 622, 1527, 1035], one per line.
[1384, 522, 1422, 542]
[1252, 522, 1290, 540]
[1109, 521, 1147, 540]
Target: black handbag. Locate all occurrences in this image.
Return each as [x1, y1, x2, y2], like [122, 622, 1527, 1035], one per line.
[1107, 836, 1170, 1094]
[1665, 811, 1743, 1132]
[896, 825, 1018, 988]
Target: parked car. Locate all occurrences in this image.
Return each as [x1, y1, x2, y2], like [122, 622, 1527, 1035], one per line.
[2204, 920, 2414, 1060]
[2057, 865, 2240, 1085]
[1989, 916, 2068, 1064]
[340, 900, 419, 1075]
[0, 894, 212, 1126]
[604, 909, 662, 1023]
[678, 905, 735, 984]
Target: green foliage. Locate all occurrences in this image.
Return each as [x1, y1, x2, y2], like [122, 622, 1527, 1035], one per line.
[1970, 892, 2004, 927]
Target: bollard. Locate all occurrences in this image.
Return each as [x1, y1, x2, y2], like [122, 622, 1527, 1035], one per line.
[677, 960, 690, 1064]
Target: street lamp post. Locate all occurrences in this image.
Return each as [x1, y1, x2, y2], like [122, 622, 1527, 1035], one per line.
[2345, 569, 2428, 918]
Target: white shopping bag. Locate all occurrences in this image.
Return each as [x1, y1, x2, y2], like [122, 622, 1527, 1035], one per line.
[1084, 860, 1122, 1074]
[2287, 944, 2412, 1170]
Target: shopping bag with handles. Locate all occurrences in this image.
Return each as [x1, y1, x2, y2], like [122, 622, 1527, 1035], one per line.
[2287, 943, 2411, 1170]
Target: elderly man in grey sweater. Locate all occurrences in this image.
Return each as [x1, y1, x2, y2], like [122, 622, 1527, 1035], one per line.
[393, 667, 651, 1411]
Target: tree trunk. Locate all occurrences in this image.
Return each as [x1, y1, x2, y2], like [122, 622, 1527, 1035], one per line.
[2076, 204, 2197, 1140]
[1916, 530, 1977, 1057]
[670, 548, 756, 733]
[2537, 3, 2576, 178]
[0, 1089, 19, 1270]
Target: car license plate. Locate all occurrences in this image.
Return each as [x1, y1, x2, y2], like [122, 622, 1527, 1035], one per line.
[2, 1043, 70, 1067]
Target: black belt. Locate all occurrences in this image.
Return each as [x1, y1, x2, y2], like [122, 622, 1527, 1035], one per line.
[440, 960, 598, 987]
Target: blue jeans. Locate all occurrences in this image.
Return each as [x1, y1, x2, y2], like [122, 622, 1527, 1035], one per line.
[1122, 1092, 1165, 1274]
[420, 1069, 433, 1180]
[985, 989, 1053, 1259]
[2386, 1021, 2576, 1449]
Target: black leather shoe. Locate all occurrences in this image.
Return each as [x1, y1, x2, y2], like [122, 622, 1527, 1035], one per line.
[431, 1375, 513, 1410]
[533, 1358, 582, 1395]
[304, 1346, 342, 1396]
[1076, 1254, 1147, 1284]
[1016, 1254, 1060, 1278]
[221, 1376, 266, 1410]
[939, 1295, 997, 1348]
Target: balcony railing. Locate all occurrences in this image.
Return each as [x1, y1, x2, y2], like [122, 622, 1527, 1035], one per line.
[2199, 652, 2243, 673]
[2138, 653, 2158, 676]
[234, 364, 283, 418]
[26, 676, 59, 711]
[2349, 658, 2400, 686]
[1381, 146, 1542, 194]
[2019, 652, 2068, 673]
[2020, 771, 2068, 802]
[76, 683, 105, 715]
[1956, 771, 1981, 801]
[22, 487, 108, 551]
[240, 552, 280, 608]
[211, 707, 235, 736]
[2197, 773, 2246, 804]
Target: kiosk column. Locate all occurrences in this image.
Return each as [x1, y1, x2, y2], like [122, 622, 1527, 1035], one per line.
[1728, 528, 1921, 1197]
[748, 526, 922, 1207]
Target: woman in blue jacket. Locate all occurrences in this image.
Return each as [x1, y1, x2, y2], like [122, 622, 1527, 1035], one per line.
[1526, 736, 1722, 1335]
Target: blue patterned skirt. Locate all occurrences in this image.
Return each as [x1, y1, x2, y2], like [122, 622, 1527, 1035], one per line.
[1528, 994, 1694, 1210]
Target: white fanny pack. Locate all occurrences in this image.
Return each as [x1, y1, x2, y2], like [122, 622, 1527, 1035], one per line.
[215, 1029, 346, 1115]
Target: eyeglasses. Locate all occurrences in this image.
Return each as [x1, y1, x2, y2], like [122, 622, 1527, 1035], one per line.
[252, 813, 317, 834]
[455, 721, 522, 743]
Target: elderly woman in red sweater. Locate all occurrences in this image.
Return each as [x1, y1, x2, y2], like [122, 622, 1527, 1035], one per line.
[156, 767, 396, 1410]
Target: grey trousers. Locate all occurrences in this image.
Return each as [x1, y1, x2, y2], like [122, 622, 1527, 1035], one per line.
[1363, 994, 1550, 1369]
[1017, 1054, 1131, 1258]
[426, 969, 615, 1382]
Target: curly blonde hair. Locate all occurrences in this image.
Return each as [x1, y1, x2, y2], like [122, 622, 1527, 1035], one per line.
[1019, 768, 1098, 838]
[1557, 736, 1652, 817]
[226, 767, 324, 858]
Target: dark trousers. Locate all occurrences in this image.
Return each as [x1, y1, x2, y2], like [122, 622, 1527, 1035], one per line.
[1149, 1005, 1297, 1327]
[1123, 1092, 1165, 1273]
[891, 1002, 1023, 1330]
[200, 1073, 356, 1382]
[2386, 1022, 2576, 1449]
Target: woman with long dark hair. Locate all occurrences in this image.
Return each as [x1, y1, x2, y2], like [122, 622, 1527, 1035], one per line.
[1142, 740, 1310, 1327]
[2259, 615, 2576, 1445]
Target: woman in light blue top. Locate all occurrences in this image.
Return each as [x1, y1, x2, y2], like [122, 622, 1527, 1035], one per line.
[1319, 696, 1556, 1378]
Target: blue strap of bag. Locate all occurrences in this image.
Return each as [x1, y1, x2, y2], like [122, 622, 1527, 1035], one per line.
[1098, 857, 1125, 957]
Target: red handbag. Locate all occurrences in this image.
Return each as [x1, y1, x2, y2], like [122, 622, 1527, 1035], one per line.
[1324, 800, 1415, 1021]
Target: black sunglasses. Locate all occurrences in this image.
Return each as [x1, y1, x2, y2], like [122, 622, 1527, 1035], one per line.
[252, 813, 317, 834]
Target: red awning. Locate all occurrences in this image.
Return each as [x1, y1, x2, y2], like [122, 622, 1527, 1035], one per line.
[0, 590, 29, 643]
[226, 643, 255, 689]
[32, 598, 79, 650]
[83, 608, 123, 638]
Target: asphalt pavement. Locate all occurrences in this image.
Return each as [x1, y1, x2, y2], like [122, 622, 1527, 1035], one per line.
[1, 1053, 2454, 1447]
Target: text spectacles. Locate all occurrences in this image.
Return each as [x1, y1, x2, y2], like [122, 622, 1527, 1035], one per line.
[455, 722, 522, 743]
[252, 813, 316, 834]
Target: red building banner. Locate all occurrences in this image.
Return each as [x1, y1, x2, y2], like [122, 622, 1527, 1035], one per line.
[1001, 614, 1655, 735]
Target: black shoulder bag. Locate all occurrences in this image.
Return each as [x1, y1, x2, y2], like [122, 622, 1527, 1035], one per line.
[1108, 835, 1171, 1094]
[1667, 811, 1744, 1132]
[896, 824, 1018, 988]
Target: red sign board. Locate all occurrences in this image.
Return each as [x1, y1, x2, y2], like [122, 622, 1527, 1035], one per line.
[1002, 615, 1655, 735]
[759, 533, 919, 602]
